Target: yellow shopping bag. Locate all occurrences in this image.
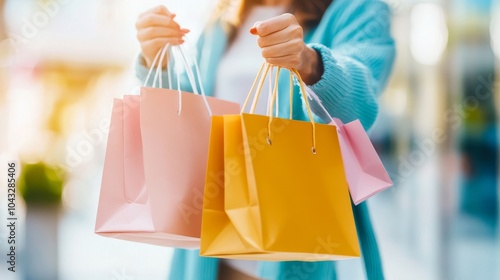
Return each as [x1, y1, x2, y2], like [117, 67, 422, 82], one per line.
[200, 64, 360, 261]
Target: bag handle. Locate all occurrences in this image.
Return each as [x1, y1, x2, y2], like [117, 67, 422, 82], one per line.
[268, 67, 317, 154]
[154, 43, 174, 89]
[142, 43, 172, 88]
[243, 62, 317, 154]
[177, 42, 212, 116]
[303, 85, 336, 123]
[241, 62, 271, 114]
[141, 39, 212, 116]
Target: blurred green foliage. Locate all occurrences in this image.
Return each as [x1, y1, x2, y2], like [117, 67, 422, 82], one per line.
[18, 162, 66, 205]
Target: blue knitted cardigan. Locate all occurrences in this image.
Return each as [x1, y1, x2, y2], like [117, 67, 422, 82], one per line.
[136, 0, 396, 279]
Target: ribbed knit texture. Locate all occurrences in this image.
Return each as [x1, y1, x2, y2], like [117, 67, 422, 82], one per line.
[354, 202, 384, 280]
[168, 250, 219, 280]
[136, 0, 395, 279]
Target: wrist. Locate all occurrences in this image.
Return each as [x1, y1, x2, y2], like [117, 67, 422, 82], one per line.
[299, 45, 324, 85]
[140, 54, 152, 68]
[141, 53, 167, 69]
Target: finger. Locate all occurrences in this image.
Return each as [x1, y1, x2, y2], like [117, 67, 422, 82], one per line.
[249, 22, 260, 35]
[254, 13, 296, 36]
[137, 27, 186, 41]
[257, 24, 301, 48]
[141, 37, 184, 53]
[141, 37, 184, 67]
[139, 5, 171, 18]
[261, 39, 303, 59]
[141, 38, 169, 63]
[136, 14, 180, 29]
[144, 38, 185, 53]
[265, 55, 301, 69]
[141, 38, 169, 52]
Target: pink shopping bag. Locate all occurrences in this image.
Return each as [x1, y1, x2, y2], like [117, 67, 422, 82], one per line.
[304, 86, 392, 205]
[95, 96, 154, 245]
[139, 87, 239, 243]
[96, 91, 239, 247]
[95, 96, 200, 247]
[330, 118, 392, 205]
[96, 41, 240, 247]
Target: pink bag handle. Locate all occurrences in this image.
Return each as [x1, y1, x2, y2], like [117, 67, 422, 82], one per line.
[173, 42, 213, 116]
[142, 39, 212, 116]
[143, 43, 171, 88]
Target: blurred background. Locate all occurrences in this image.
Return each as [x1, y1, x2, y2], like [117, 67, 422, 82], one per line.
[0, 0, 499, 279]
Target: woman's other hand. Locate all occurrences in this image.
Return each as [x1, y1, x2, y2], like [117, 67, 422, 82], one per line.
[251, 13, 323, 85]
[136, 5, 189, 68]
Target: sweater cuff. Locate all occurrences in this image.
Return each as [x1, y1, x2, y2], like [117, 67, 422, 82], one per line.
[302, 43, 378, 130]
[306, 43, 351, 105]
[293, 43, 344, 124]
[135, 54, 153, 86]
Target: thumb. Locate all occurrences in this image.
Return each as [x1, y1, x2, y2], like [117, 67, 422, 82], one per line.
[249, 21, 261, 35]
[155, 5, 171, 16]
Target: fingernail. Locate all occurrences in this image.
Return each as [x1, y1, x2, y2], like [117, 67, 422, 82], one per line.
[250, 26, 257, 35]
[181, 28, 190, 33]
[170, 13, 176, 19]
[250, 21, 260, 35]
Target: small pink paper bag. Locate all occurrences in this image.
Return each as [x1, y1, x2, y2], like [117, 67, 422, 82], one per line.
[95, 96, 171, 246]
[303, 85, 392, 205]
[330, 118, 392, 205]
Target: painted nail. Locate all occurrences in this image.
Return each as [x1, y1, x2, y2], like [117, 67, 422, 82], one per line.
[250, 21, 260, 35]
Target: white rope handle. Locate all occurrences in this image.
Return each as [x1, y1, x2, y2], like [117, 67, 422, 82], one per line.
[303, 84, 335, 123]
[142, 51, 160, 87]
[141, 37, 212, 116]
[143, 43, 172, 87]
[154, 43, 172, 88]
[182, 38, 209, 96]
[173, 46, 198, 94]
[178, 38, 212, 116]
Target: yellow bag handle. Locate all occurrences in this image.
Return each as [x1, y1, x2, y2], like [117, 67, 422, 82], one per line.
[243, 62, 317, 154]
[242, 62, 271, 114]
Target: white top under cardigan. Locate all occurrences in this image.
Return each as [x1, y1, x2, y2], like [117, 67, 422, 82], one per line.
[214, 5, 286, 116]
[213, 5, 286, 278]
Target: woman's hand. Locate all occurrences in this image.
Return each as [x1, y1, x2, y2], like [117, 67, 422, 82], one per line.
[136, 5, 189, 68]
[251, 13, 323, 85]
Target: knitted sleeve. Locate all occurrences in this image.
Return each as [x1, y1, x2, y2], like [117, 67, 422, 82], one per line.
[303, 0, 396, 130]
